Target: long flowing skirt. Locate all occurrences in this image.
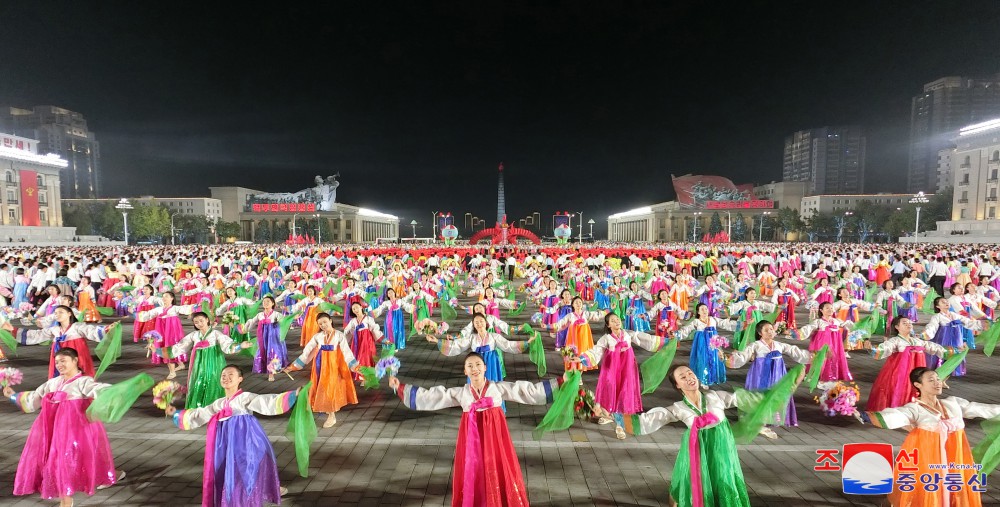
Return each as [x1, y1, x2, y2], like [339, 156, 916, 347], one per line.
[309, 349, 358, 413]
[744, 351, 795, 426]
[690, 329, 726, 386]
[554, 306, 572, 349]
[299, 305, 320, 347]
[186, 345, 226, 409]
[564, 323, 597, 371]
[888, 428, 983, 507]
[14, 396, 118, 499]
[152, 315, 187, 365]
[594, 347, 642, 414]
[807, 328, 851, 381]
[384, 308, 407, 350]
[928, 323, 966, 377]
[78, 292, 101, 323]
[451, 407, 529, 507]
[866, 348, 925, 412]
[350, 329, 378, 382]
[211, 414, 282, 507]
[669, 421, 750, 507]
[252, 322, 288, 374]
[133, 301, 157, 342]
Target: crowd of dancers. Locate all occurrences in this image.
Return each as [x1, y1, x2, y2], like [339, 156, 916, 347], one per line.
[1, 242, 1000, 506]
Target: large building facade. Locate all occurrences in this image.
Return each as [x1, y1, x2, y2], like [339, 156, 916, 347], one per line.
[0, 133, 66, 228]
[799, 193, 921, 220]
[908, 75, 1000, 193]
[782, 126, 866, 195]
[0, 106, 102, 199]
[209, 186, 399, 243]
[950, 119, 1000, 222]
[63, 196, 224, 223]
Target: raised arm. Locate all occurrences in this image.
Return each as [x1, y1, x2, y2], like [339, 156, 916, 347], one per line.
[495, 378, 562, 405]
[393, 383, 464, 411]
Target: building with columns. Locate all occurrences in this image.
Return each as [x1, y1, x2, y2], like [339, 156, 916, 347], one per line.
[209, 186, 399, 243]
[0, 132, 75, 241]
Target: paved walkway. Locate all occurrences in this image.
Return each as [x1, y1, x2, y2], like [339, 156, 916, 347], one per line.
[1, 286, 999, 506]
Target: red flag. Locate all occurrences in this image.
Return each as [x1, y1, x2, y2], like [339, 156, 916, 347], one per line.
[19, 170, 40, 226]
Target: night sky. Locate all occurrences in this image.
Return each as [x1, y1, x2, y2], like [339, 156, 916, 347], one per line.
[2, 1, 999, 236]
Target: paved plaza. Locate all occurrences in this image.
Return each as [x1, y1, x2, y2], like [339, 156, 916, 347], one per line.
[1, 286, 999, 506]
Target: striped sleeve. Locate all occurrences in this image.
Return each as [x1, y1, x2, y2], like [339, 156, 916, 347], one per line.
[173, 409, 199, 430]
[247, 390, 298, 416]
[10, 392, 36, 413]
[394, 383, 462, 411]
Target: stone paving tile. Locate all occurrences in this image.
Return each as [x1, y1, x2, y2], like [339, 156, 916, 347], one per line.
[1, 286, 999, 506]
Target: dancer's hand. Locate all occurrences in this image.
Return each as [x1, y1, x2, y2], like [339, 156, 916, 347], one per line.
[2, 386, 13, 397]
[527, 333, 538, 344]
[863, 341, 872, 351]
[426, 335, 438, 344]
[388, 376, 400, 390]
[165, 405, 177, 416]
[240, 341, 252, 349]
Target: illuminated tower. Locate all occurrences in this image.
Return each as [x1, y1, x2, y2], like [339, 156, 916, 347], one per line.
[497, 162, 506, 224]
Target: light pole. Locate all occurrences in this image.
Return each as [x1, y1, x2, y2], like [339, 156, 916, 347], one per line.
[588, 219, 595, 240]
[291, 212, 300, 238]
[758, 211, 772, 242]
[410, 220, 417, 238]
[576, 211, 584, 242]
[115, 198, 132, 244]
[910, 191, 929, 239]
[724, 210, 732, 240]
[691, 212, 702, 242]
[169, 211, 178, 245]
[432, 211, 439, 243]
[314, 213, 321, 243]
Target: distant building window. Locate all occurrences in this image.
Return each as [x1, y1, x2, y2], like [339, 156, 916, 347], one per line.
[991, 208, 997, 219]
[961, 209, 967, 219]
[993, 150, 999, 161]
[36, 174, 44, 186]
[7, 209, 14, 220]
[40, 210, 47, 223]
[4, 171, 11, 183]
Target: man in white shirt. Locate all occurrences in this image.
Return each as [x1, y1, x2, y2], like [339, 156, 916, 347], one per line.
[928, 257, 949, 295]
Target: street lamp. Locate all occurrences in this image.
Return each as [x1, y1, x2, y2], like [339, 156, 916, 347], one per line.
[170, 211, 179, 245]
[576, 211, 584, 242]
[758, 211, 772, 242]
[410, 220, 417, 238]
[910, 191, 929, 238]
[431, 211, 439, 243]
[588, 219, 595, 240]
[115, 198, 133, 244]
[314, 213, 321, 243]
[291, 212, 300, 238]
[691, 212, 703, 242]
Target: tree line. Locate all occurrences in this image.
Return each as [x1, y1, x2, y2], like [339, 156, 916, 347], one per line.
[62, 202, 242, 244]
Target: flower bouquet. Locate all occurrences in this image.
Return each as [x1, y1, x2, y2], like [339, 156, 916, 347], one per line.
[375, 356, 401, 379]
[144, 331, 164, 359]
[152, 380, 186, 411]
[17, 302, 35, 316]
[220, 312, 240, 327]
[574, 387, 600, 421]
[774, 320, 788, 335]
[814, 381, 863, 422]
[0, 367, 23, 389]
[709, 335, 730, 350]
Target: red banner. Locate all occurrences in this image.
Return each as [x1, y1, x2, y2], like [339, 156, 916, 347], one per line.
[251, 203, 316, 213]
[705, 200, 774, 209]
[19, 170, 40, 226]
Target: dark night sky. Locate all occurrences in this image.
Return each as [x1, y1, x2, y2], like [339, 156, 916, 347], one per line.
[2, 1, 999, 236]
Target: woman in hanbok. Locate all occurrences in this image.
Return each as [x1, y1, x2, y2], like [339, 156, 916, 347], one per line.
[796, 302, 856, 382]
[873, 280, 909, 336]
[387, 353, 561, 507]
[726, 320, 811, 435]
[548, 297, 607, 371]
[649, 289, 685, 339]
[12, 268, 30, 308]
[157, 312, 250, 408]
[676, 303, 737, 386]
[331, 278, 368, 328]
[573, 313, 668, 439]
[214, 287, 254, 344]
[285, 312, 360, 428]
[344, 302, 384, 382]
[20, 305, 110, 378]
[369, 287, 415, 350]
[867, 367, 1000, 507]
[544, 289, 574, 349]
[623, 281, 652, 333]
[626, 365, 751, 507]
[694, 274, 730, 318]
[428, 313, 534, 382]
[771, 277, 800, 335]
[807, 277, 836, 321]
[831, 288, 880, 351]
[923, 297, 982, 377]
[728, 288, 776, 351]
[867, 316, 958, 412]
[75, 277, 101, 323]
[240, 295, 292, 380]
[130, 285, 160, 342]
[166, 365, 295, 506]
[290, 285, 326, 347]
[6, 348, 126, 507]
[136, 292, 197, 379]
